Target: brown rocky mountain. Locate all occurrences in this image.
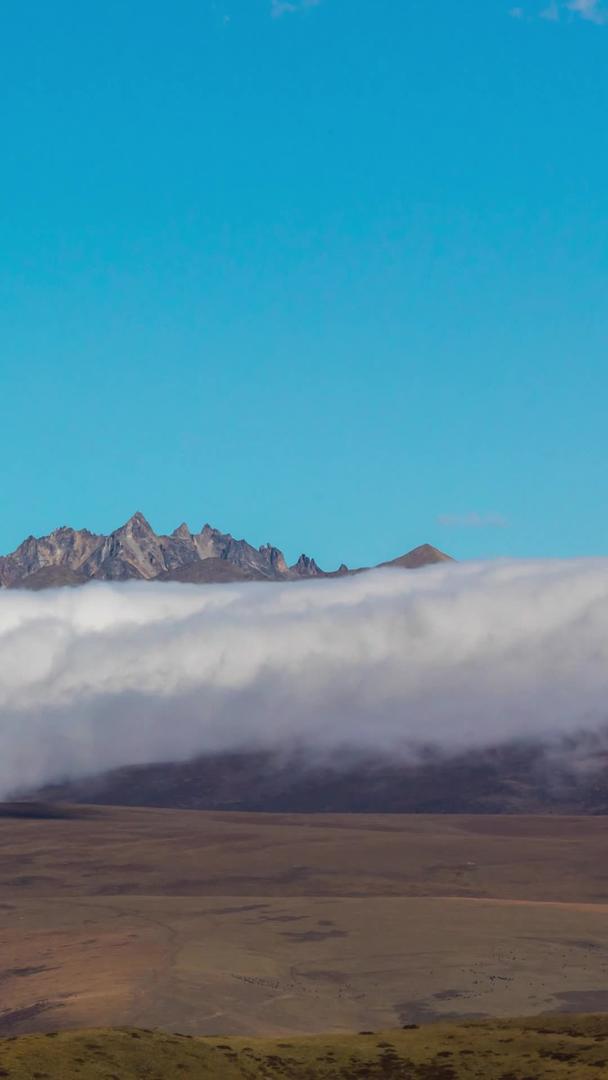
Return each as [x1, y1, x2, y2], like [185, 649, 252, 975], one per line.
[379, 543, 452, 569]
[0, 513, 452, 589]
[349, 544, 453, 575]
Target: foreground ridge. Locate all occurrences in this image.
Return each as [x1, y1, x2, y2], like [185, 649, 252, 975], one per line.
[2, 1017, 608, 1079]
[0, 513, 452, 588]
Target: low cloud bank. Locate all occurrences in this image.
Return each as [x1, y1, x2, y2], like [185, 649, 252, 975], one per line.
[1, 558, 608, 798]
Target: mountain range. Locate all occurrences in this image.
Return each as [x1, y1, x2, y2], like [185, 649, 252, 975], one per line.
[0, 512, 452, 589]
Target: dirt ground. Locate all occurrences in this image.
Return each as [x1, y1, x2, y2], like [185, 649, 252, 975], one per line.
[1, 807, 608, 1035]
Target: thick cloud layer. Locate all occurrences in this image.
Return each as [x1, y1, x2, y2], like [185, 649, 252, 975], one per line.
[2, 558, 608, 798]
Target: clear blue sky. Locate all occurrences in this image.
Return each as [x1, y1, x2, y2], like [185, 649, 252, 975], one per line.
[1, 1, 607, 569]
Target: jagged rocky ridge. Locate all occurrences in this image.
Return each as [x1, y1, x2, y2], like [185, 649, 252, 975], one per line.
[0, 513, 452, 589]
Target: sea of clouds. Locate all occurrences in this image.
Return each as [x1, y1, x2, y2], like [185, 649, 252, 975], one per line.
[1, 558, 608, 798]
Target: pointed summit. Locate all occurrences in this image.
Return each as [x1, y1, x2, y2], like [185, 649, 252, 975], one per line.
[122, 511, 154, 533]
[171, 523, 192, 540]
[83, 512, 165, 580]
[259, 544, 288, 577]
[291, 553, 324, 578]
[378, 544, 453, 570]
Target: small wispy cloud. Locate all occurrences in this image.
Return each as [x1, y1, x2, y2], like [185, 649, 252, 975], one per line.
[568, 0, 608, 21]
[512, 0, 608, 21]
[437, 512, 509, 530]
[271, 0, 321, 16]
[540, 1, 560, 18]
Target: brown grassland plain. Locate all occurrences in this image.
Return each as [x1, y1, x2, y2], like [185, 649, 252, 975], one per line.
[1, 807, 608, 1038]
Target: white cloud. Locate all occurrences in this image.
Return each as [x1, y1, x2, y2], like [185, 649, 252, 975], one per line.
[271, 0, 321, 17]
[513, 0, 607, 19]
[437, 512, 508, 529]
[2, 559, 608, 797]
[568, 0, 608, 21]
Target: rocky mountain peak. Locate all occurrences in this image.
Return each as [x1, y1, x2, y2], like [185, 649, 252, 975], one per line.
[378, 544, 453, 570]
[259, 544, 288, 577]
[0, 516, 452, 589]
[171, 523, 192, 541]
[292, 554, 323, 577]
[121, 511, 154, 535]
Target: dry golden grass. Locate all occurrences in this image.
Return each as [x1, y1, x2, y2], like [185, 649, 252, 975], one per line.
[3, 1016, 608, 1079]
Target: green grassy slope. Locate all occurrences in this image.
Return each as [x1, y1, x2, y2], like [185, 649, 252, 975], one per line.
[2, 1016, 608, 1079]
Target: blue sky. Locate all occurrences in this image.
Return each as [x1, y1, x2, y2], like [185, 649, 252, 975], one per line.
[1, 1, 607, 569]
